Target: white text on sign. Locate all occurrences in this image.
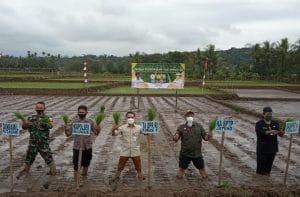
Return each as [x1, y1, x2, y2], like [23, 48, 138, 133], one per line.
[215, 118, 236, 133]
[2, 122, 21, 136]
[141, 121, 160, 134]
[72, 123, 91, 136]
[285, 121, 300, 134]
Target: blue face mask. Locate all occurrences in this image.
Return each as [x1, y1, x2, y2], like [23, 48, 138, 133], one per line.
[264, 115, 272, 121]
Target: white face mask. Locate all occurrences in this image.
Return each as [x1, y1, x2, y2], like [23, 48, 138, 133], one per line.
[186, 116, 193, 127]
[127, 118, 135, 125]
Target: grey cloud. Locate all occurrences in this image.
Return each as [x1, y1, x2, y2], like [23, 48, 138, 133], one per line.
[0, 0, 299, 56]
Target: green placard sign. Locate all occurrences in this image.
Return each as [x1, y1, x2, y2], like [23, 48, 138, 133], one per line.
[131, 63, 185, 89]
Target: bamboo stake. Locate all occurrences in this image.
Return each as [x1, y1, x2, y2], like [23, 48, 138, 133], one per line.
[147, 135, 151, 189]
[9, 136, 13, 192]
[218, 131, 225, 186]
[175, 90, 178, 112]
[76, 136, 83, 190]
[137, 89, 140, 112]
[284, 134, 293, 185]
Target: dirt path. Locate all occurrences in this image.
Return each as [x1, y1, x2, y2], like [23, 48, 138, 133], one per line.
[0, 95, 299, 195]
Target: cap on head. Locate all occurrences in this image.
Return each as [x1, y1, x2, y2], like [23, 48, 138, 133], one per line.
[185, 110, 194, 116]
[263, 106, 272, 113]
[176, 72, 182, 76]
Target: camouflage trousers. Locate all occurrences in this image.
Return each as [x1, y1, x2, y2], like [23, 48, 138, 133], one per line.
[25, 141, 54, 166]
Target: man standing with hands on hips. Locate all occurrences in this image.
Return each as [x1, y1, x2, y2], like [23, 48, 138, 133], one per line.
[173, 110, 213, 179]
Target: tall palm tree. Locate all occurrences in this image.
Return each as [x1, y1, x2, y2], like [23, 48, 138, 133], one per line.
[204, 44, 218, 80]
[250, 43, 262, 76]
[261, 41, 272, 76]
[276, 38, 289, 78]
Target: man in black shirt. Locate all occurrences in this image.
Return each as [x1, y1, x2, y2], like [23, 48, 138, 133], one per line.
[255, 106, 284, 175]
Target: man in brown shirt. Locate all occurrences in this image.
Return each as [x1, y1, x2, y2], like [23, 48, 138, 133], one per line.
[173, 110, 212, 179]
[64, 105, 100, 179]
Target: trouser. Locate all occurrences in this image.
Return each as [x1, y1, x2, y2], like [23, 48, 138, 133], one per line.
[117, 156, 141, 173]
[256, 152, 276, 175]
[73, 148, 92, 171]
[25, 142, 54, 166]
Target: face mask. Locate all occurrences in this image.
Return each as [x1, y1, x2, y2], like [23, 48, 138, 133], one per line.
[186, 117, 193, 127]
[36, 110, 44, 115]
[127, 118, 135, 125]
[264, 115, 272, 121]
[186, 117, 193, 123]
[78, 114, 86, 119]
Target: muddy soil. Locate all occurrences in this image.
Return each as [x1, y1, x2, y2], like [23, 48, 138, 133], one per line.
[222, 89, 300, 99]
[227, 100, 300, 120]
[0, 95, 299, 196]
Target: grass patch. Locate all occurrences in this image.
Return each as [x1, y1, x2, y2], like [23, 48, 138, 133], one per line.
[0, 71, 130, 81]
[101, 86, 221, 95]
[0, 82, 106, 89]
[207, 80, 295, 87]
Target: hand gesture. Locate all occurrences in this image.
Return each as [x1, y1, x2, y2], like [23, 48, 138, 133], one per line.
[95, 125, 101, 136]
[173, 133, 180, 142]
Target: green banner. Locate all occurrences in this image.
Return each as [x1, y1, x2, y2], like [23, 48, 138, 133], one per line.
[131, 63, 185, 89]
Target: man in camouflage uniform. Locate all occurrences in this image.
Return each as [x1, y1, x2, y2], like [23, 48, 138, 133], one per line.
[18, 101, 56, 177]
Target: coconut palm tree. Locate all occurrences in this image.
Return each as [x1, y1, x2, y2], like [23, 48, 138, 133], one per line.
[276, 38, 289, 78]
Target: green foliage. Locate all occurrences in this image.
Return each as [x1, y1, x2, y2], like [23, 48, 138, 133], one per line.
[62, 114, 69, 125]
[147, 108, 157, 121]
[14, 112, 24, 120]
[220, 181, 233, 189]
[112, 112, 121, 125]
[1, 38, 300, 83]
[209, 118, 217, 131]
[100, 105, 105, 113]
[233, 106, 241, 113]
[96, 112, 105, 125]
[41, 116, 50, 124]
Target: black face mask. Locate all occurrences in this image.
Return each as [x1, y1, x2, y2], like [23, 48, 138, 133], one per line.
[36, 110, 44, 115]
[78, 114, 86, 119]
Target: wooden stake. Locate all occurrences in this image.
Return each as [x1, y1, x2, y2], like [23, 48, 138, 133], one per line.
[137, 89, 140, 112]
[147, 135, 151, 189]
[9, 136, 13, 192]
[218, 131, 225, 186]
[77, 136, 83, 190]
[284, 134, 293, 185]
[175, 90, 178, 112]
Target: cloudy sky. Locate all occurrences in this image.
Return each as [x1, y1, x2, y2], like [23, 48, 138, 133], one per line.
[0, 0, 299, 56]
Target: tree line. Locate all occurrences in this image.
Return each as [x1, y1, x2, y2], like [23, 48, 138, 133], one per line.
[0, 38, 299, 82]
